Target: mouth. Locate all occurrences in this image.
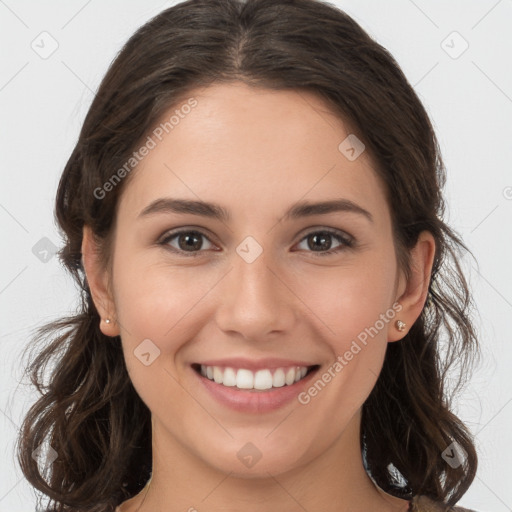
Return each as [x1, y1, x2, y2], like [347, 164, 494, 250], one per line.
[191, 363, 320, 392]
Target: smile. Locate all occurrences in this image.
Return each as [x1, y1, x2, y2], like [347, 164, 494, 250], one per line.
[196, 364, 316, 391]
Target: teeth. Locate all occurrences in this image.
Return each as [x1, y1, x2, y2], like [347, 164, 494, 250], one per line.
[273, 368, 285, 387]
[236, 369, 254, 389]
[199, 365, 311, 390]
[254, 369, 272, 390]
[285, 368, 295, 385]
[223, 367, 236, 387]
[213, 366, 223, 384]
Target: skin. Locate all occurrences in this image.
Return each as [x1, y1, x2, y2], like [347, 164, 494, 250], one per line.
[82, 81, 435, 512]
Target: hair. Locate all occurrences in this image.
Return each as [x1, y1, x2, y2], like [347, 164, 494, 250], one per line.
[16, 0, 480, 511]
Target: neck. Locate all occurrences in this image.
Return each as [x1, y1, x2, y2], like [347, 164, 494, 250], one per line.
[122, 412, 409, 512]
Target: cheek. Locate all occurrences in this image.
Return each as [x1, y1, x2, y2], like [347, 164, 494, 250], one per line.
[291, 260, 398, 437]
[299, 252, 398, 350]
[113, 250, 214, 342]
[112, 255, 206, 414]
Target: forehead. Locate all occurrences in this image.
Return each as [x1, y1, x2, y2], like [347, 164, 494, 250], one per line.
[117, 82, 388, 224]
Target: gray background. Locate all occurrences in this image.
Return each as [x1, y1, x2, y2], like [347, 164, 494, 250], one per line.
[1, 1, 511, 510]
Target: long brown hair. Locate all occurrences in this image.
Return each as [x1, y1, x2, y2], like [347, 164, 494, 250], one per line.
[16, 0, 480, 510]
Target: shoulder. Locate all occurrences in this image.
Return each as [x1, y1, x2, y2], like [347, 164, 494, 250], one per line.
[410, 495, 478, 512]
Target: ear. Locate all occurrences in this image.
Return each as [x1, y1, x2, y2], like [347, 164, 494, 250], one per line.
[81, 225, 120, 337]
[388, 230, 436, 342]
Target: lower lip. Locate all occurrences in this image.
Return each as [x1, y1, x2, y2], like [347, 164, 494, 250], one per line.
[192, 366, 319, 413]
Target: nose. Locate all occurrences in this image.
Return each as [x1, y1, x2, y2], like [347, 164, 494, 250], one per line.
[214, 248, 297, 341]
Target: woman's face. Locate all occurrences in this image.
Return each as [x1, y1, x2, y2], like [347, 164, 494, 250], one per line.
[92, 82, 411, 477]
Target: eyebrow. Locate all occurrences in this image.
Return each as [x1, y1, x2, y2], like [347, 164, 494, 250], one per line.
[138, 197, 373, 223]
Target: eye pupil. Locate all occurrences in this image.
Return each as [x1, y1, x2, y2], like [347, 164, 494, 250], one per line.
[309, 233, 332, 251]
[179, 232, 202, 251]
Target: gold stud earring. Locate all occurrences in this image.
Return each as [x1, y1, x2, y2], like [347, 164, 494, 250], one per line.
[396, 320, 406, 332]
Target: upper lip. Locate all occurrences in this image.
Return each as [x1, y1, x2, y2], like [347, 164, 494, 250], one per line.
[193, 358, 318, 371]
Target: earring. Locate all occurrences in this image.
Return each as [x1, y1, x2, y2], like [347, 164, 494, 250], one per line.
[105, 318, 111, 324]
[395, 320, 406, 332]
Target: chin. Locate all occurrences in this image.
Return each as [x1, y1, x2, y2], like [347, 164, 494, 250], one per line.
[194, 436, 312, 479]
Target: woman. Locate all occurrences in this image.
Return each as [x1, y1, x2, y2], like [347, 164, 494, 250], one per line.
[17, 0, 480, 511]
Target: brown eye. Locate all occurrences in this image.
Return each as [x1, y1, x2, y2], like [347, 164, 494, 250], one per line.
[160, 230, 214, 255]
[296, 230, 353, 256]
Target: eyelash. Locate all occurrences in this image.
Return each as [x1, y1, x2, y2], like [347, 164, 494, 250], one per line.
[158, 228, 354, 258]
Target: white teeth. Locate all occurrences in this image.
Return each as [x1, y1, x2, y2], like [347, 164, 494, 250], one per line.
[273, 368, 285, 388]
[223, 367, 237, 387]
[285, 368, 295, 386]
[236, 369, 254, 389]
[254, 369, 273, 390]
[213, 366, 223, 384]
[198, 365, 312, 390]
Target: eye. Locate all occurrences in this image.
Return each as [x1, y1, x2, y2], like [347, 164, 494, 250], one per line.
[159, 229, 215, 256]
[295, 229, 353, 256]
[158, 227, 354, 257]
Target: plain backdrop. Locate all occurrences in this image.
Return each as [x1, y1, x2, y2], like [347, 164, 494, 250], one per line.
[1, 1, 511, 511]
